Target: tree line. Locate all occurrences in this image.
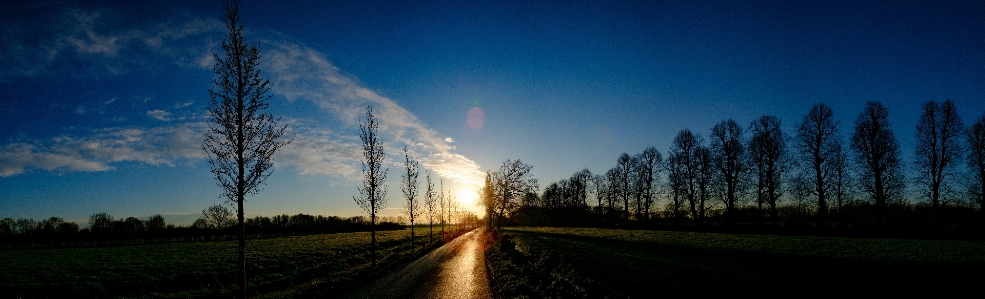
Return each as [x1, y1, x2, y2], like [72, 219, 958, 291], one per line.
[482, 100, 985, 232]
[0, 210, 404, 249]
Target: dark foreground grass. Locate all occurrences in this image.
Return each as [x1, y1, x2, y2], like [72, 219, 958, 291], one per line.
[0, 228, 446, 298]
[486, 227, 985, 298]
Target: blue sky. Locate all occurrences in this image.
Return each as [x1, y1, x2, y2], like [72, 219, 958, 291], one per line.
[2, 0, 984, 225]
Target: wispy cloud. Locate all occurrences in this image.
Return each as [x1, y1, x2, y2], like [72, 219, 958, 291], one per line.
[0, 123, 207, 177]
[262, 42, 485, 186]
[0, 6, 222, 80]
[147, 109, 173, 121]
[0, 5, 485, 187]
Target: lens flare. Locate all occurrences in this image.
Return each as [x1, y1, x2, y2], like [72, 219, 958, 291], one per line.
[467, 106, 484, 129]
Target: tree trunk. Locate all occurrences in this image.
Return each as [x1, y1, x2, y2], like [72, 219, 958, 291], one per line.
[237, 197, 246, 299]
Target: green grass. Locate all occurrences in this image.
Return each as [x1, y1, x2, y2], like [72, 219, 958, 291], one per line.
[486, 227, 985, 297]
[0, 228, 444, 298]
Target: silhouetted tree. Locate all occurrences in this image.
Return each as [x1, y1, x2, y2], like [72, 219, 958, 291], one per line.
[147, 214, 166, 233]
[711, 119, 745, 223]
[400, 147, 421, 249]
[914, 100, 964, 212]
[605, 167, 621, 224]
[203, 204, 234, 230]
[694, 145, 713, 223]
[636, 148, 662, 225]
[425, 171, 438, 244]
[795, 103, 841, 226]
[613, 153, 634, 224]
[966, 113, 985, 212]
[481, 172, 496, 228]
[590, 173, 608, 223]
[749, 115, 788, 223]
[671, 130, 705, 223]
[493, 159, 537, 230]
[851, 101, 905, 223]
[89, 213, 114, 235]
[353, 106, 388, 267]
[666, 153, 686, 223]
[831, 143, 852, 214]
[202, 1, 291, 296]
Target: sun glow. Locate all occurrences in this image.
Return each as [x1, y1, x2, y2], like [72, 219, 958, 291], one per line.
[456, 188, 479, 208]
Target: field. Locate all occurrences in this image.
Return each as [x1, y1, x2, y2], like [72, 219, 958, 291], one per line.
[486, 227, 985, 297]
[0, 228, 447, 298]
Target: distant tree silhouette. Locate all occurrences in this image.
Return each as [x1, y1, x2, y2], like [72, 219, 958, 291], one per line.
[439, 179, 445, 237]
[400, 147, 421, 249]
[146, 214, 166, 233]
[670, 130, 705, 223]
[914, 100, 964, 213]
[636, 149, 661, 225]
[612, 154, 633, 224]
[425, 171, 438, 244]
[795, 103, 841, 226]
[831, 143, 852, 213]
[202, 1, 291, 296]
[203, 204, 234, 230]
[711, 119, 745, 223]
[89, 213, 114, 235]
[481, 172, 496, 228]
[492, 159, 537, 230]
[851, 101, 905, 223]
[666, 153, 686, 223]
[694, 145, 713, 223]
[966, 113, 985, 212]
[749, 115, 788, 223]
[604, 167, 621, 224]
[590, 173, 608, 223]
[353, 106, 388, 268]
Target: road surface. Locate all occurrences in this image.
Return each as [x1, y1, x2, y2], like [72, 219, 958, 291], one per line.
[344, 227, 492, 299]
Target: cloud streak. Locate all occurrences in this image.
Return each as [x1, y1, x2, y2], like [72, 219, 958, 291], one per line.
[0, 123, 206, 177]
[0, 5, 485, 187]
[262, 42, 485, 186]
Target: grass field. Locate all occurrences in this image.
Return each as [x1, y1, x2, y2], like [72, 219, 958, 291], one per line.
[486, 227, 985, 297]
[0, 227, 448, 298]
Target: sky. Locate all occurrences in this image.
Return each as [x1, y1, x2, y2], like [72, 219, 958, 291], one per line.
[2, 0, 984, 226]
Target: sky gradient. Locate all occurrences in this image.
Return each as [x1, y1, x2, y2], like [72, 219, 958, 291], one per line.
[2, 0, 984, 225]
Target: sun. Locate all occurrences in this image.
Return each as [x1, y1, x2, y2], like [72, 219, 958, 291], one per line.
[456, 188, 479, 207]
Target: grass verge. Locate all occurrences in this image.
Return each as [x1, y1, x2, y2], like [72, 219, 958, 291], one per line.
[485, 227, 985, 297]
[0, 228, 446, 298]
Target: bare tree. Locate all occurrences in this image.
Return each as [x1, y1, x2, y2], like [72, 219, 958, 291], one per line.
[616, 153, 634, 224]
[203, 204, 234, 230]
[591, 173, 608, 223]
[851, 101, 905, 222]
[424, 171, 438, 245]
[966, 113, 985, 212]
[481, 171, 496, 228]
[831, 142, 852, 213]
[492, 159, 538, 230]
[694, 145, 713, 223]
[666, 153, 686, 223]
[710, 119, 745, 222]
[401, 147, 421, 249]
[671, 129, 705, 223]
[749, 115, 788, 223]
[202, 2, 291, 296]
[604, 167, 621, 224]
[637, 147, 662, 225]
[795, 103, 841, 226]
[353, 106, 388, 268]
[439, 179, 445, 237]
[914, 100, 965, 211]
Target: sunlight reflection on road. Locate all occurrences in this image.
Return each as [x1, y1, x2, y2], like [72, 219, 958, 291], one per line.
[345, 227, 491, 299]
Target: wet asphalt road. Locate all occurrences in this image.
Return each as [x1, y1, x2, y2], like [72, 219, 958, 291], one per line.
[343, 227, 492, 299]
